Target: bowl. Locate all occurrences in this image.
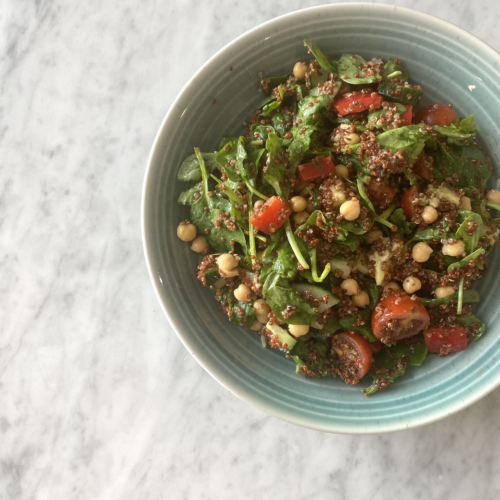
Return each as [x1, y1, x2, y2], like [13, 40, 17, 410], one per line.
[142, 3, 500, 433]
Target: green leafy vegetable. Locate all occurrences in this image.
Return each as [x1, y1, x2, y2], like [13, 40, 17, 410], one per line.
[303, 39, 338, 74]
[419, 289, 480, 307]
[455, 314, 486, 341]
[383, 59, 409, 81]
[378, 82, 423, 107]
[376, 125, 426, 164]
[456, 213, 484, 253]
[259, 74, 288, 93]
[447, 248, 485, 272]
[338, 54, 382, 84]
[178, 152, 218, 182]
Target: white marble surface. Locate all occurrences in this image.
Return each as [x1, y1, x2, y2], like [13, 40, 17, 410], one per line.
[2, 0, 500, 498]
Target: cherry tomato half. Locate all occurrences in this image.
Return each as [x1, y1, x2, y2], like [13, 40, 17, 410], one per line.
[400, 185, 418, 220]
[413, 152, 434, 181]
[372, 295, 430, 344]
[367, 179, 395, 209]
[334, 92, 383, 116]
[298, 155, 336, 181]
[413, 103, 459, 126]
[249, 196, 292, 235]
[401, 104, 413, 125]
[331, 331, 373, 384]
[424, 327, 467, 355]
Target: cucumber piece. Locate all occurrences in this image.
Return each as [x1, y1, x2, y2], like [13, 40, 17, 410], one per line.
[266, 322, 297, 352]
[329, 258, 351, 278]
[291, 283, 340, 313]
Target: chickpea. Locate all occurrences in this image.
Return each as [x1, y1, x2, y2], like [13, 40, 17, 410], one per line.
[293, 211, 310, 226]
[177, 222, 197, 242]
[344, 132, 360, 145]
[256, 312, 269, 324]
[335, 165, 349, 177]
[329, 185, 347, 207]
[217, 253, 239, 277]
[421, 206, 438, 224]
[234, 284, 252, 302]
[352, 291, 370, 307]
[486, 189, 500, 204]
[384, 281, 401, 291]
[461, 196, 472, 210]
[288, 324, 309, 337]
[442, 240, 465, 257]
[339, 199, 361, 221]
[364, 229, 383, 244]
[403, 276, 421, 294]
[293, 62, 308, 79]
[254, 199, 264, 211]
[191, 235, 209, 253]
[289, 196, 307, 212]
[435, 286, 455, 299]
[251, 320, 263, 331]
[412, 242, 433, 263]
[253, 298, 270, 315]
[341, 278, 359, 296]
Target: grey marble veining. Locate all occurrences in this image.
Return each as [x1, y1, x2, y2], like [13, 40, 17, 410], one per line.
[1, 1, 500, 499]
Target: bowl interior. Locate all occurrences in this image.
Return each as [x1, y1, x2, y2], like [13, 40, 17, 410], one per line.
[143, 3, 500, 433]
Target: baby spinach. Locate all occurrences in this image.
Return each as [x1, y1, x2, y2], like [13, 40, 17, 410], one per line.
[338, 54, 382, 85]
[265, 133, 286, 195]
[262, 271, 320, 324]
[260, 232, 298, 284]
[383, 59, 409, 81]
[430, 144, 492, 188]
[271, 112, 293, 138]
[389, 208, 416, 236]
[433, 114, 479, 146]
[419, 289, 480, 307]
[455, 314, 486, 341]
[456, 213, 484, 253]
[177, 152, 218, 182]
[303, 39, 338, 75]
[367, 103, 407, 129]
[376, 125, 426, 164]
[216, 288, 255, 329]
[259, 74, 288, 93]
[251, 124, 276, 141]
[178, 184, 201, 206]
[296, 94, 330, 126]
[291, 340, 333, 377]
[339, 309, 377, 342]
[378, 82, 423, 107]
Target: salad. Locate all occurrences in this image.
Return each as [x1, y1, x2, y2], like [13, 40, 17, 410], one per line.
[175, 39, 500, 395]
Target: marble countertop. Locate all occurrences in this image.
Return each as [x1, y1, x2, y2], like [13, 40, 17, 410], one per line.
[3, 1, 500, 498]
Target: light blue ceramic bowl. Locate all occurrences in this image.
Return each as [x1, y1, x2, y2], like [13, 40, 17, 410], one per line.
[142, 3, 500, 433]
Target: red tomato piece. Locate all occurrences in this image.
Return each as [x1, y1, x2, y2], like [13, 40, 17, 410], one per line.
[334, 92, 383, 116]
[370, 340, 382, 353]
[424, 327, 467, 355]
[249, 196, 292, 235]
[331, 331, 373, 384]
[414, 103, 459, 126]
[372, 295, 430, 344]
[401, 104, 412, 125]
[400, 185, 418, 220]
[298, 155, 336, 181]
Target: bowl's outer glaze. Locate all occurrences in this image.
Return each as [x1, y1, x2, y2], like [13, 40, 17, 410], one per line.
[143, 3, 500, 433]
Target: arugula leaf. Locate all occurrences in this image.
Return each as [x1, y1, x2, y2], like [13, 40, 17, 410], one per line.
[413, 226, 447, 242]
[357, 178, 376, 213]
[264, 133, 286, 195]
[447, 248, 485, 272]
[383, 59, 409, 81]
[338, 54, 382, 85]
[419, 289, 480, 307]
[456, 213, 484, 253]
[376, 125, 426, 164]
[177, 152, 218, 182]
[262, 271, 320, 324]
[303, 39, 338, 74]
[430, 144, 492, 188]
[378, 82, 423, 107]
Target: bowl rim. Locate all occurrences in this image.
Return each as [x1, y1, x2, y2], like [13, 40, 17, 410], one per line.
[142, 2, 500, 434]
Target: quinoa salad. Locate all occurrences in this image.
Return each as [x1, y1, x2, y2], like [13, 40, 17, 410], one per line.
[175, 39, 500, 395]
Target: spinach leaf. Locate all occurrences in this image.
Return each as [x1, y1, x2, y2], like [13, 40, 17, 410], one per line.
[413, 226, 447, 242]
[265, 133, 286, 195]
[430, 144, 492, 189]
[251, 124, 276, 141]
[419, 289, 480, 307]
[459, 114, 479, 134]
[367, 103, 407, 129]
[215, 288, 255, 329]
[291, 340, 334, 377]
[177, 152, 218, 182]
[389, 208, 416, 236]
[456, 213, 484, 253]
[383, 59, 409, 81]
[455, 314, 486, 341]
[447, 247, 485, 272]
[260, 233, 298, 284]
[262, 271, 320, 324]
[432, 114, 479, 146]
[338, 54, 382, 85]
[303, 39, 338, 74]
[259, 74, 288, 93]
[296, 95, 330, 126]
[378, 82, 423, 107]
[376, 125, 426, 164]
[178, 184, 201, 206]
[339, 309, 377, 342]
[357, 178, 376, 213]
[190, 148, 247, 253]
[271, 112, 293, 138]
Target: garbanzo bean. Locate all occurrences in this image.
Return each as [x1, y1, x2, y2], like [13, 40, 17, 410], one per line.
[435, 286, 455, 298]
[352, 291, 370, 307]
[293, 62, 308, 79]
[412, 242, 433, 263]
[191, 235, 209, 253]
[421, 206, 438, 223]
[290, 196, 307, 212]
[217, 253, 239, 277]
[288, 324, 309, 337]
[177, 222, 197, 242]
[339, 199, 360, 221]
[234, 284, 252, 302]
[403, 276, 421, 294]
[442, 240, 465, 257]
[341, 278, 359, 296]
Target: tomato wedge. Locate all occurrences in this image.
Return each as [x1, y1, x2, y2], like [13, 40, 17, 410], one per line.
[400, 185, 418, 220]
[372, 295, 430, 344]
[414, 103, 459, 126]
[424, 327, 467, 355]
[413, 152, 433, 181]
[334, 92, 383, 116]
[401, 104, 412, 125]
[298, 155, 336, 181]
[250, 196, 292, 235]
[331, 331, 373, 384]
[366, 179, 395, 209]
